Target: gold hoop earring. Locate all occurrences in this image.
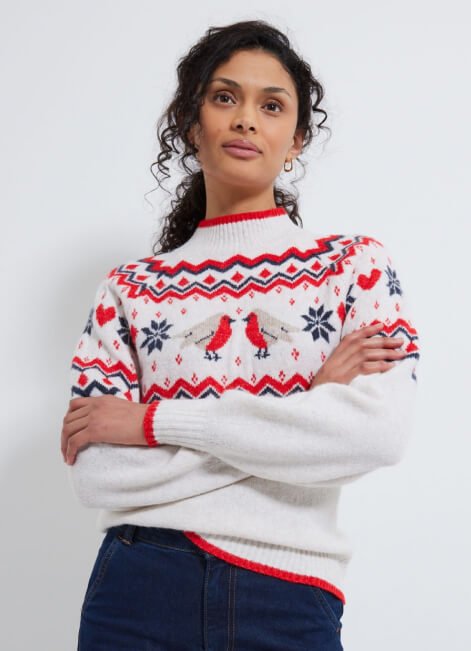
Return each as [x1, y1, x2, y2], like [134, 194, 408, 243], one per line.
[284, 158, 293, 172]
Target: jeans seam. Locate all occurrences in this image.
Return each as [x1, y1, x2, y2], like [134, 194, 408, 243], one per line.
[132, 536, 202, 555]
[81, 538, 119, 614]
[227, 565, 236, 651]
[309, 586, 342, 634]
[203, 557, 211, 651]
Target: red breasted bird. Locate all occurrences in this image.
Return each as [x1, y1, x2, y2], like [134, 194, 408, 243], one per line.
[173, 313, 236, 361]
[242, 309, 302, 359]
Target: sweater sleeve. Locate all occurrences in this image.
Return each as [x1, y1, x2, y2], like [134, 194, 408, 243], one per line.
[147, 239, 421, 488]
[67, 272, 250, 510]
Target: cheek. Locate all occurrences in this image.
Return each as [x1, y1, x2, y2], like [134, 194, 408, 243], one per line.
[198, 129, 221, 156]
[266, 125, 294, 152]
[198, 108, 224, 139]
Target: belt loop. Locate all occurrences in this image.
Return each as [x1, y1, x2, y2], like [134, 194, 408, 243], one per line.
[118, 524, 138, 545]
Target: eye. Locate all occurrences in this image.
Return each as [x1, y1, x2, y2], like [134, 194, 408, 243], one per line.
[212, 92, 235, 104]
[264, 101, 283, 113]
[212, 92, 283, 113]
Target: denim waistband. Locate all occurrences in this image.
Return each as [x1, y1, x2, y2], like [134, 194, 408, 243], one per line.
[110, 523, 205, 555]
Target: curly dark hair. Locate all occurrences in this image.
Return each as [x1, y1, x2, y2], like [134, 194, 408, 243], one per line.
[146, 19, 330, 255]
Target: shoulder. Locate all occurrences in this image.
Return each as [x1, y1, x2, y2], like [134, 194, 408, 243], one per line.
[103, 254, 163, 288]
[88, 256, 158, 306]
[347, 234, 396, 268]
[348, 235, 404, 299]
[304, 230, 391, 257]
[106, 255, 156, 279]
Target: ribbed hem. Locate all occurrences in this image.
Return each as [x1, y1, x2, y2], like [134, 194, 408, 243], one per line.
[183, 530, 347, 604]
[96, 505, 349, 605]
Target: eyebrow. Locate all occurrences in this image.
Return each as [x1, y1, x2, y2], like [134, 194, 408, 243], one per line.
[208, 76, 292, 98]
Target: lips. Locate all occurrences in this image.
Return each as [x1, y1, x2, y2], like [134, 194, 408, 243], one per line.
[222, 139, 261, 153]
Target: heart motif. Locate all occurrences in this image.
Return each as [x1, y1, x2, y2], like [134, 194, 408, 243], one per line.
[96, 303, 116, 327]
[357, 268, 381, 291]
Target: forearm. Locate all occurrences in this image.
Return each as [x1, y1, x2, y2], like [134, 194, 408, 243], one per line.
[67, 442, 250, 510]
[144, 354, 418, 488]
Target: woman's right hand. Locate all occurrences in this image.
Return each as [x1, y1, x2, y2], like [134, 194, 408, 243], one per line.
[311, 322, 407, 388]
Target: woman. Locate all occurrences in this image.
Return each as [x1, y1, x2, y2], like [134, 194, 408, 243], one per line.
[62, 19, 420, 650]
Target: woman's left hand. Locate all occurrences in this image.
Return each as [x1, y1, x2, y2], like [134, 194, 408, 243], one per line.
[61, 396, 149, 465]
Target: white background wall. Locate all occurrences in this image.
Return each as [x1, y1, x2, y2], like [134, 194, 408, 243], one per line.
[1, 1, 469, 649]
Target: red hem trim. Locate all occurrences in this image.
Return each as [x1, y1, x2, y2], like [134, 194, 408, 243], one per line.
[197, 206, 287, 229]
[143, 402, 160, 446]
[182, 530, 346, 605]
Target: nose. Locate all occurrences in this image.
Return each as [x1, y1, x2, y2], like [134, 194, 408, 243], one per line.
[232, 114, 257, 133]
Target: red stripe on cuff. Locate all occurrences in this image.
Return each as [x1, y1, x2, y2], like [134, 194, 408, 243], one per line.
[143, 401, 160, 446]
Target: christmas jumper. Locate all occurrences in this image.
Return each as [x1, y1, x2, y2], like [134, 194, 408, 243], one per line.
[67, 206, 421, 604]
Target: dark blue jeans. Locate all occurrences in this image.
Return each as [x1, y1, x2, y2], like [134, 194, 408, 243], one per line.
[78, 523, 344, 650]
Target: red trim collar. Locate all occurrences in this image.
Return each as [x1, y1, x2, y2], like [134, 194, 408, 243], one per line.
[197, 206, 287, 229]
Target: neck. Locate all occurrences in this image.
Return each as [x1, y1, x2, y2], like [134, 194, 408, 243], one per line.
[187, 206, 300, 251]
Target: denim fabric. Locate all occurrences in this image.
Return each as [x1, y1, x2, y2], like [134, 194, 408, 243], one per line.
[78, 524, 344, 650]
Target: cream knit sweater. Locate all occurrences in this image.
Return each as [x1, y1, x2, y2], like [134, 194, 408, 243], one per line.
[67, 207, 420, 603]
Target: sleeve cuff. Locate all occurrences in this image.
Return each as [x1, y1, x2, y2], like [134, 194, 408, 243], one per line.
[143, 401, 160, 446]
[143, 397, 212, 449]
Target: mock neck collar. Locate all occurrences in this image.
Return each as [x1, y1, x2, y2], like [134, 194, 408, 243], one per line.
[187, 206, 300, 251]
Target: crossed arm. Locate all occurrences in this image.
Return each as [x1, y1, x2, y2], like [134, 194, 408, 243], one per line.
[65, 240, 420, 509]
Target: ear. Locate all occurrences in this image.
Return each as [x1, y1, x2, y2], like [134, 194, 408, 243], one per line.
[288, 128, 305, 159]
[188, 123, 200, 149]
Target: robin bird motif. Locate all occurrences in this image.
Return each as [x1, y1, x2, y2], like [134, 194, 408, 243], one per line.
[242, 309, 303, 359]
[172, 312, 236, 361]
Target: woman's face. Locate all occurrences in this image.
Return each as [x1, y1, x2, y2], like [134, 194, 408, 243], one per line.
[189, 49, 304, 191]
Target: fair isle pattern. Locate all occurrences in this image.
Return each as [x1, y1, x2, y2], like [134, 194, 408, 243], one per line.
[71, 317, 140, 400]
[68, 209, 421, 606]
[71, 234, 419, 403]
[110, 234, 371, 301]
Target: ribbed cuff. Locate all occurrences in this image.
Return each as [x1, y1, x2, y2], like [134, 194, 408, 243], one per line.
[149, 398, 210, 448]
[143, 401, 160, 446]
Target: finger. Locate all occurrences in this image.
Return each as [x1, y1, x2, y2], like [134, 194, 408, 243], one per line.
[359, 335, 405, 349]
[352, 322, 384, 338]
[61, 414, 89, 460]
[364, 346, 406, 360]
[346, 346, 406, 376]
[69, 397, 90, 411]
[338, 343, 390, 379]
[64, 404, 90, 426]
[61, 404, 91, 458]
[66, 430, 91, 465]
[350, 359, 396, 377]
[337, 322, 382, 350]
[332, 323, 394, 372]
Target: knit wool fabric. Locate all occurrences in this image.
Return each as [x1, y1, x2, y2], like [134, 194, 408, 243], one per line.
[68, 206, 421, 604]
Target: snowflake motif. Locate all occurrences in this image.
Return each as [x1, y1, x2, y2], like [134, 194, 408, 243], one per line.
[140, 318, 173, 355]
[301, 304, 336, 343]
[83, 307, 93, 335]
[117, 316, 136, 351]
[385, 265, 402, 296]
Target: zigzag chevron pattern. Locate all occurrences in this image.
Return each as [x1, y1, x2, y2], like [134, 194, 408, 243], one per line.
[108, 234, 381, 302]
[70, 226, 420, 404]
[138, 315, 420, 401]
[71, 356, 139, 399]
[141, 372, 313, 402]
